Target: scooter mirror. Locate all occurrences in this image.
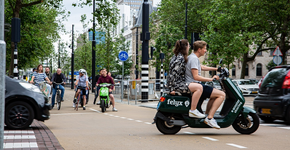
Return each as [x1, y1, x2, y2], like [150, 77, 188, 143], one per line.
[219, 59, 223, 65]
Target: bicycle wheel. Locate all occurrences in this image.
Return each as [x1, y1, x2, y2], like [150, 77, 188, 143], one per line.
[75, 94, 80, 111]
[56, 91, 61, 110]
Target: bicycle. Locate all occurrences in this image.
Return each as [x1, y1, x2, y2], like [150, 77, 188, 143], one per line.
[33, 81, 50, 97]
[53, 82, 64, 110]
[74, 86, 87, 111]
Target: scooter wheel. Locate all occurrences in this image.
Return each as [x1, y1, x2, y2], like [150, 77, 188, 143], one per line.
[156, 117, 181, 135]
[101, 100, 106, 113]
[232, 112, 260, 134]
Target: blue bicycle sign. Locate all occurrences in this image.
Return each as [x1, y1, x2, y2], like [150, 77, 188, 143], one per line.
[118, 51, 128, 61]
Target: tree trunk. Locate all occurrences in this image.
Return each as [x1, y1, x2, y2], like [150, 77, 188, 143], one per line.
[279, 16, 289, 65]
[240, 52, 248, 79]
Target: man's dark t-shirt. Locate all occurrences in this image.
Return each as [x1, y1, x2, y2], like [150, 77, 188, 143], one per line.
[97, 75, 114, 90]
[51, 73, 66, 88]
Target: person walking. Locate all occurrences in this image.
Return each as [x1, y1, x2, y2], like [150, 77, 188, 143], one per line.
[93, 69, 102, 104]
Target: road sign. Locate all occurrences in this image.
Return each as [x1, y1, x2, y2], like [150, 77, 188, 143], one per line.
[118, 51, 128, 61]
[273, 46, 282, 56]
[273, 56, 282, 65]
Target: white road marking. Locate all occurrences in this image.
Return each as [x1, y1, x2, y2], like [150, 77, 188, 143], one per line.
[202, 137, 218, 141]
[4, 135, 36, 139]
[3, 142, 38, 149]
[127, 118, 134, 121]
[51, 113, 92, 115]
[135, 120, 142, 122]
[278, 127, 290, 130]
[226, 143, 247, 149]
[108, 114, 114, 117]
[4, 131, 34, 134]
[104, 113, 109, 115]
[114, 116, 120, 118]
[144, 122, 152, 125]
[120, 117, 127, 119]
[90, 108, 101, 113]
[183, 131, 195, 135]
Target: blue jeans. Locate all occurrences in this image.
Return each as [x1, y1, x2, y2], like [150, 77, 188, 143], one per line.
[51, 85, 65, 107]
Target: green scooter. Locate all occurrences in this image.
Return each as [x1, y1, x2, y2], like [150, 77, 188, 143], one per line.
[98, 83, 112, 113]
[153, 60, 260, 134]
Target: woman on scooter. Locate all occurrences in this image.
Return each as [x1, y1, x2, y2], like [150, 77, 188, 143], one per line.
[167, 39, 205, 119]
[185, 40, 225, 129]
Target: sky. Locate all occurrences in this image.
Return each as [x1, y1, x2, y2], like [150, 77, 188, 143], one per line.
[54, 0, 161, 53]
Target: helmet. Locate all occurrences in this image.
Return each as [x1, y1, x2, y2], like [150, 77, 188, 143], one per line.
[79, 69, 86, 74]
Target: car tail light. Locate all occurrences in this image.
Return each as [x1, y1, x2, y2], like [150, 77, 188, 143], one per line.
[258, 76, 265, 88]
[160, 97, 166, 102]
[282, 71, 290, 89]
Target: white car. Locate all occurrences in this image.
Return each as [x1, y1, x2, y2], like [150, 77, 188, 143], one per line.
[232, 79, 259, 95]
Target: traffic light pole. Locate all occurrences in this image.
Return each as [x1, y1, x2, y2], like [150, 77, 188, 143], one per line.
[71, 24, 74, 89]
[141, 0, 150, 102]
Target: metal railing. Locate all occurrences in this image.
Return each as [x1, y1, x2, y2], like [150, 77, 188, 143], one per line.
[113, 79, 167, 104]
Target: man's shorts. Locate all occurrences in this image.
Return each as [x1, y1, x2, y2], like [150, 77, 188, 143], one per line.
[200, 83, 213, 100]
[77, 86, 86, 95]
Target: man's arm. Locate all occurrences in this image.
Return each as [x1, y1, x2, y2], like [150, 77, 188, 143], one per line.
[191, 69, 219, 82]
[201, 65, 218, 71]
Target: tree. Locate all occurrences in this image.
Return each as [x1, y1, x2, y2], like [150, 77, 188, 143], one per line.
[5, 0, 65, 74]
[74, 0, 120, 73]
[113, 30, 133, 76]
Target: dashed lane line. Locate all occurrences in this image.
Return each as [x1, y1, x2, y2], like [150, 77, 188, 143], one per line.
[202, 137, 218, 141]
[226, 143, 247, 149]
[183, 131, 195, 135]
[89, 109, 248, 148]
[144, 122, 152, 125]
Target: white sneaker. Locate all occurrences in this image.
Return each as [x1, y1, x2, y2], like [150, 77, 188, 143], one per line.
[204, 117, 220, 129]
[112, 108, 118, 112]
[73, 103, 76, 108]
[189, 109, 206, 118]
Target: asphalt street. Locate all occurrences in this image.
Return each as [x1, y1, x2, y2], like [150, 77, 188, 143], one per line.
[3, 88, 290, 150]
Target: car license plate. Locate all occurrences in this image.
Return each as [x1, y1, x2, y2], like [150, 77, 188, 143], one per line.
[261, 108, 271, 114]
[252, 91, 258, 94]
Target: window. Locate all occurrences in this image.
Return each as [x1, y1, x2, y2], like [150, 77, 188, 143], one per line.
[257, 51, 262, 56]
[232, 65, 236, 76]
[245, 64, 249, 76]
[256, 63, 262, 76]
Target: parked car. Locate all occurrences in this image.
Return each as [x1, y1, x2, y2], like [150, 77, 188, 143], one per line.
[254, 65, 290, 123]
[232, 79, 259, 95]
[5, 76, 51, 129]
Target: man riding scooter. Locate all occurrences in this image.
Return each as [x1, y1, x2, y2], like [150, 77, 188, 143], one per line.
[185, 40, 225, 129]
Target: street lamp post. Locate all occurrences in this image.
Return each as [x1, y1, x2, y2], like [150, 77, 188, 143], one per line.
[58, 40, 60, 68]
[71, 24, 74, 89]
[92, 0, 96, 92]
[185, 2, 188, 39]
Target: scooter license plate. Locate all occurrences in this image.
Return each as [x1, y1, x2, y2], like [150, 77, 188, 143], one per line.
[261, 108, 271, 114]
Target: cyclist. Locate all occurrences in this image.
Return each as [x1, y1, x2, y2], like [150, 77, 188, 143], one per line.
[74, 69, 89, 110]
[96, 68, 117, 111]
[30, 64, 52, 97]
[51, 68, 66, 109]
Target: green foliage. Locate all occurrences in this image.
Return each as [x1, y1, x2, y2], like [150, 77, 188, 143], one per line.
[114, 30, 133, 76]
[4, 0, 66, 74]
[155, 0, 290, 79]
